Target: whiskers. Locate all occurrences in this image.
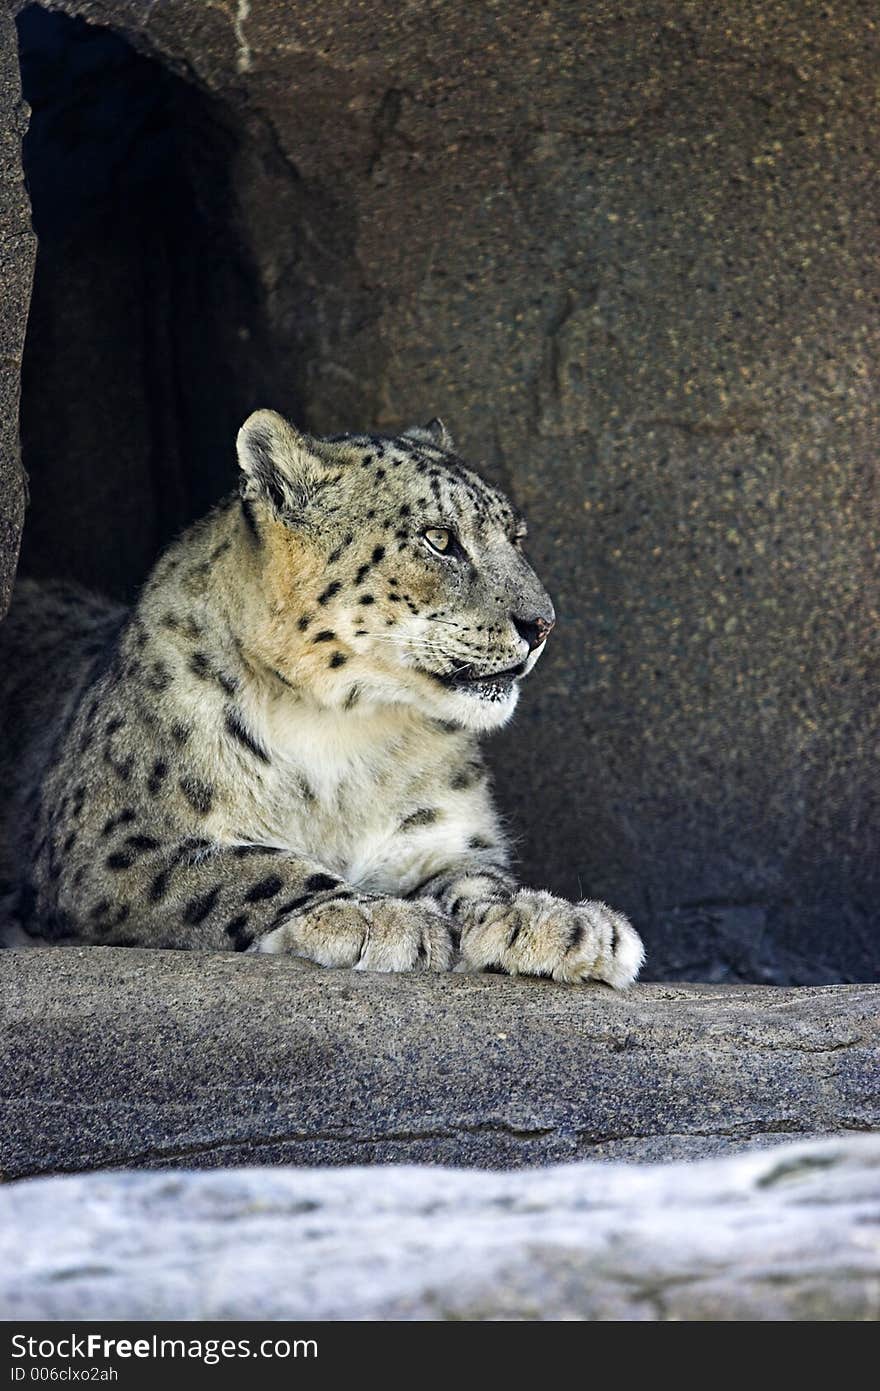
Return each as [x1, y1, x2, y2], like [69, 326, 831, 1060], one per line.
[357, 631, 473, 678]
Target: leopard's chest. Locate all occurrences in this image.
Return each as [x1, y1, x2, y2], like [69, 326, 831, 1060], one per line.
[224, 704, 454, 891]
[279, 766, 405, 884]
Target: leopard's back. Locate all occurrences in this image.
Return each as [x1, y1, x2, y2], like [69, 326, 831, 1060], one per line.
[0, 579, 126, 914]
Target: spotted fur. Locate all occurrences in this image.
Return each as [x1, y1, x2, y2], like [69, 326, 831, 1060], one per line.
[0, 411, 644, 986]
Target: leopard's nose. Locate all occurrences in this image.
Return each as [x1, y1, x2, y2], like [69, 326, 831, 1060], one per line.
[512, 613, 555, 651]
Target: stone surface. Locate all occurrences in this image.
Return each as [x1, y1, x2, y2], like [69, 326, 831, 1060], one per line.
[2, 1136, 879, 1319]
[2, 948, 877, 1178]
[0, 1, 878, 980]
[0, 3, 33, 623]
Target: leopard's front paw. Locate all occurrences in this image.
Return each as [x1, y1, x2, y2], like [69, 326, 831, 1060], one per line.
[254, 895, 454, 973]
[460, 890, 644, 988]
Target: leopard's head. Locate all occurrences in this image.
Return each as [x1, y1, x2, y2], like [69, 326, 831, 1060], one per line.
[236, 409, 555, 732]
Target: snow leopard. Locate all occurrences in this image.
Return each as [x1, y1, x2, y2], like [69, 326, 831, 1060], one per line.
[0, 410, 644, 986]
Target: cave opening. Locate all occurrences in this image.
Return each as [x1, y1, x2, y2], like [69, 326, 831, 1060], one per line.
[15, 5, 291, 601]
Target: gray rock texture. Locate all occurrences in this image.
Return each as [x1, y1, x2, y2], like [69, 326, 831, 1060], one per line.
[0, 3, 32, 623]
[0, 1, 877, 980]
[2, 948, 877, 1178]
[3, 1137, 879, 1320]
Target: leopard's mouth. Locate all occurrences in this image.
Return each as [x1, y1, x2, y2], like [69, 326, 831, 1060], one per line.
[421, 660, 528, 701]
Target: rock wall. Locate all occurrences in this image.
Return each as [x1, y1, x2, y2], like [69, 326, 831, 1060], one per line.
[0, 1, 877, 981]
[0, 4, 32, 623]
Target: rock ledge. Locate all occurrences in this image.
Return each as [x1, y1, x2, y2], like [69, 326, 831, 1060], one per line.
[3, 1137, 879, 1319]
[3, 948, 877, 1176]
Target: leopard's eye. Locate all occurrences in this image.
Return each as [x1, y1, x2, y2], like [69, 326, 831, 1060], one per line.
[423, 527, 453, 556]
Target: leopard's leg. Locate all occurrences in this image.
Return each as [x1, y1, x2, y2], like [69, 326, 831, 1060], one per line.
[60, 838, 453, 970]
[415, 857, 643, 988]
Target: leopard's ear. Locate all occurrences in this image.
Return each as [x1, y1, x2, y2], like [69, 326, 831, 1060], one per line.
[403, 417, 455, 451]
[237, 410, 328, 521]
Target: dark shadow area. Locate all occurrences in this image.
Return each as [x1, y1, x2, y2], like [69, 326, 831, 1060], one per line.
[16, 6, 287, 599]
